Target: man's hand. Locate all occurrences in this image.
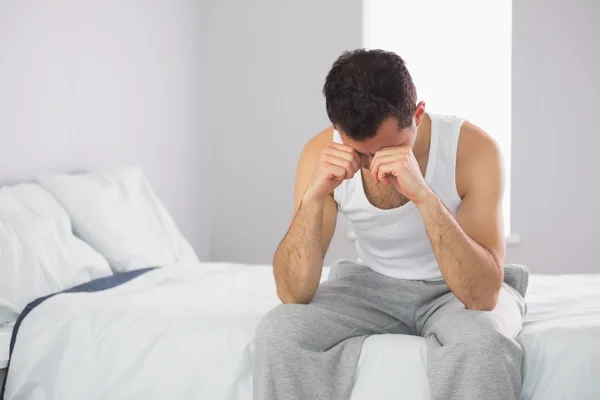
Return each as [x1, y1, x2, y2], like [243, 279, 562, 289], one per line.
[370, 146, 433, 204]
[305, 143, 361, 201]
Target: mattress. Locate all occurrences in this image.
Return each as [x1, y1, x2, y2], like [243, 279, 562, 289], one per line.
[2, 263, 600, 400]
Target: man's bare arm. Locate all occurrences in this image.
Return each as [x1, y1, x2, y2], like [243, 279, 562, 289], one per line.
[273, 130, 359, 304]
[273, 192, 337, 304]
[417, 123, 505, 311]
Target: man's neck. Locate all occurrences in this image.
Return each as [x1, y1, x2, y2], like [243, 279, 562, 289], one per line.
[413, 113, 432, 160]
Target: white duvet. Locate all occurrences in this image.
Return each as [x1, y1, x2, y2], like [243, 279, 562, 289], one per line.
[3, 263, 600, 400]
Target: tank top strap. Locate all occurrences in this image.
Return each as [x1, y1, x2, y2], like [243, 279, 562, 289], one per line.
[427, 112, 464, 208]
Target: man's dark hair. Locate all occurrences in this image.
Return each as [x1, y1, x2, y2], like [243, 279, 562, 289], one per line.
[323, 49, 417, 141]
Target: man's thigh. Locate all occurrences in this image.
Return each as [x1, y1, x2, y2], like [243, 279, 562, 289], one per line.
[314, 261, 420, 335]
[254, 283, 410, 355]
[417, 282, 526, 341]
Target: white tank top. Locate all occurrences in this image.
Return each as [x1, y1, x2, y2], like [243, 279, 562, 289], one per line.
[333, 112, 465, 281]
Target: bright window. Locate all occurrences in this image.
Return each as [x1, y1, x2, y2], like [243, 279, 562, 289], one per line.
[363, 0, 513, 236]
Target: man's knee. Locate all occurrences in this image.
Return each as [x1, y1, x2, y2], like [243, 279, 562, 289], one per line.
[437, 310, 522, 359]
[458, 311, 505, 338]
[465, 326, 521, 356]
[436, 310, 518, 346]
[255, 304, 318, 349]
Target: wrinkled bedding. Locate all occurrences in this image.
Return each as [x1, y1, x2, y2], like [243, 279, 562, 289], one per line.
[2, 263, 599, 400]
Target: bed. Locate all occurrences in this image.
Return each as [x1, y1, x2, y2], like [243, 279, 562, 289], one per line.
[1, 167, 599, 399]
[2, 263, 600, 399]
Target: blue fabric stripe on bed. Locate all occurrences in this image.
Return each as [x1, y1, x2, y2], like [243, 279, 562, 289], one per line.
[0, 267, 157, 399]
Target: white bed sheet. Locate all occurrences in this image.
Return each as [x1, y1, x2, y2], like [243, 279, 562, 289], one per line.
[0, 324, 12, 369]
[2, 263, 600, 400]
[518, 274, 600, 399]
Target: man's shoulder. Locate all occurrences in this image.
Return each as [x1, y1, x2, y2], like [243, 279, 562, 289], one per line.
[456, 120, 503, 195]
[458, 120, 501, 158]
[298, 126, 335, 161]
[308, 126, 335, 149]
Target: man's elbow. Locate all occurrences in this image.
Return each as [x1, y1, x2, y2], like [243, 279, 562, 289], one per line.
[273, 266, 319, 305]
[277, 288, 313, 305]
[276, 277, 317, 304]
[464, 285, 501, 311]
[465, 262, 504, 311]
[465, 293, 498, 311]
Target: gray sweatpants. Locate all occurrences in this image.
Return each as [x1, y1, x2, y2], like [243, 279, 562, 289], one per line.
[253, 261, 529, 400]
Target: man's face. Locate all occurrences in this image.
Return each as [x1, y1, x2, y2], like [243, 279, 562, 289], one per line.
[339, 117, 417, 170]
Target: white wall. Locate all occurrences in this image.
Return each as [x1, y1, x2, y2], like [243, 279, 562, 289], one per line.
[507, 0, 600, 273]
[206, 0, 361, 265]
[0, 0, 210, 259]
[2, 1, 597, 273]
[206, 0, 600, 273]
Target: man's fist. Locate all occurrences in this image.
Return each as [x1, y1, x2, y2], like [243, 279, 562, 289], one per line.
[305, 143, 361, 201]
[370, 146, 433, 204]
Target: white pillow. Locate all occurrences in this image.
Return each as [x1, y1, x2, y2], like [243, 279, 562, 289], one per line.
[0, 183, 113, 325]
[35, 166, 201, 273]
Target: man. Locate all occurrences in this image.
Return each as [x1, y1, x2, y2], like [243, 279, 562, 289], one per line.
[253, 49, 528, 400]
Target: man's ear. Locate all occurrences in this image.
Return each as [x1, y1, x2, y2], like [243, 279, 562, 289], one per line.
[414, 101, 426, 126]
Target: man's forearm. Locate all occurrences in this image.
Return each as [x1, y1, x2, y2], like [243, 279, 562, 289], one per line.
[273, 193, 326, 304]
[417, 194, 503, 310]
